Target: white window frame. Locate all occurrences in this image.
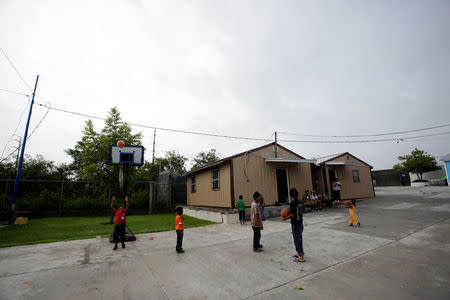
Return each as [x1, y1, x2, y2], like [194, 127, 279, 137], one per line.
[191, 176, 196, 193]
[352, 170, 360, 183]
[212, 169, 220, 190]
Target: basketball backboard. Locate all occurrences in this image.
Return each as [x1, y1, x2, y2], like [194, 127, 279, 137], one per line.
[110, 145, 144, 166]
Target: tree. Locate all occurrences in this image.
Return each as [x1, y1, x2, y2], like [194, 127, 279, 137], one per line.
[157, 151, 188, 174]
[191, 149, 220, 170]
[66, 107, 142, 197]
[393, 148, 440, 181]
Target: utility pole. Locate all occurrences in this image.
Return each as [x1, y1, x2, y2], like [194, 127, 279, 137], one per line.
[152, 129, 156, 163]
[274, 131, 278, 158]
[10, 75, 39, 223]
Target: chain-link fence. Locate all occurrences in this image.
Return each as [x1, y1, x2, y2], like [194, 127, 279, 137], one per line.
[0, 178, 186, 219]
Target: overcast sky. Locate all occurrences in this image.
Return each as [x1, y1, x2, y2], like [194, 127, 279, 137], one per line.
[1, 0, 449, 170]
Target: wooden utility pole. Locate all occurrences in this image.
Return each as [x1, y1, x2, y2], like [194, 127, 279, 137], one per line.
[274, 131, 278, 158]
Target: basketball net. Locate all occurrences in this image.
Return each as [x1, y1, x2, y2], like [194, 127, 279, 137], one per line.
[119, 165, 124, 189]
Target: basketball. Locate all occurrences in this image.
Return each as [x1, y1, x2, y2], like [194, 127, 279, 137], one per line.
[117, 140, 126, 148]
[281, 208, 290, 219]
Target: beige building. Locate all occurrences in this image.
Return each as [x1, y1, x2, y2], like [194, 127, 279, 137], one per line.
[313, 153, 375, 200]
[185, 143, 375, 208]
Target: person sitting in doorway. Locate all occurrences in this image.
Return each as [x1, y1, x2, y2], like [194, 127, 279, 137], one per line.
[311, 191, 322, 211]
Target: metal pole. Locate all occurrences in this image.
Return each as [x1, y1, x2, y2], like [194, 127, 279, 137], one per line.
[152, 129, 156, 163]
[10, 75, 39, 222]
[123, 165, 128, 208]
[274, 131, 278, 158]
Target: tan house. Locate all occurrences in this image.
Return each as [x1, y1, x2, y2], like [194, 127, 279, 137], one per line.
[186, 142, 313, 208]
[312, 153, 375, 199]
[185, 143, 375, 208]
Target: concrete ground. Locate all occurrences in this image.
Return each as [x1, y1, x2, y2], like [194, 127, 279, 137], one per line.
[0, 186, 449, 300]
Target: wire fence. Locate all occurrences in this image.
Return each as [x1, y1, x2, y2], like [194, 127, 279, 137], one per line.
[0, 178, 186, 219]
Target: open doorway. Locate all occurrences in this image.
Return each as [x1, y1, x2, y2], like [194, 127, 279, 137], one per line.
[328, 169, 337, 187]
[276, 168, 289, 203]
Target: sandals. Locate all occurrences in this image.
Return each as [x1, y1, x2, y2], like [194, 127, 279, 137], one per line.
[293, 256, 305, 262]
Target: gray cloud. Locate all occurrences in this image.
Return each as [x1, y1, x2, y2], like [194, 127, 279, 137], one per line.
[1, 0, 449, 169]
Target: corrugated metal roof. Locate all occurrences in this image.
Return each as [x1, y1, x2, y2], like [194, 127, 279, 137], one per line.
[314, 153, 346, 164]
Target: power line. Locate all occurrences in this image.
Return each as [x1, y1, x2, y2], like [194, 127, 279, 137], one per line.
[0, 48, 32, 92]
[34, 101, 271, 141]
[27, 102, 51, 140]
[0, 95, 31, 161]
[32, 101, 450, 144]
[278, 131, 450, 144]
[0, 88, 30, 97]
[278, 123, 450, 138]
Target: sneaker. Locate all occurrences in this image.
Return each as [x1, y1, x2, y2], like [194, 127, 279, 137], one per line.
[176, 249, 185, 253]
[253, 248, 264, 252]
[257, 244, 263, 249]
[113, 245, 118, 250]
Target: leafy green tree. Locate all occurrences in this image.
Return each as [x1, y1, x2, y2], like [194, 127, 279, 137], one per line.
[191, 149, 220, 170]
[393, 148, 440, 181]
[66, 107, 142, 197]
[135, 161, 160, 181]
[157, 151, 188, 174]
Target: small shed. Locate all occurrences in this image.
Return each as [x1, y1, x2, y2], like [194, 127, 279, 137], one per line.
[185, 142, 313, 208]
[314, 153, 375, 199]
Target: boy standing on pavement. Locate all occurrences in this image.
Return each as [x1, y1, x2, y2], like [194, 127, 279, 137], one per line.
[175, 206, 185, 253]
[251, 192, 264, 252]
[236, 195, 246, 225]
[281, 188, 305, 262]
[111, 195, 129, 250]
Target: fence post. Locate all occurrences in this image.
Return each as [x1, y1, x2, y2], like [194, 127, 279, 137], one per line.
[59, 179, 64, 217]
[148, 182, 153, 214]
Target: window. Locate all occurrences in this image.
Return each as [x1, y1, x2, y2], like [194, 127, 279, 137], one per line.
[352, 170, 360, 183]
[212, 169, 220, 190]
[191, 176, 196, 193]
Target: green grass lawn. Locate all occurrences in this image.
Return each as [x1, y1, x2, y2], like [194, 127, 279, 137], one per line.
[0, 214, 216, 248]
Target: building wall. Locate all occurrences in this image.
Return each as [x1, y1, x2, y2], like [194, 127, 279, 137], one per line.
[325, 154, 375, 199]
[232, 145, 312, 207]
[186, 162, 231, 207]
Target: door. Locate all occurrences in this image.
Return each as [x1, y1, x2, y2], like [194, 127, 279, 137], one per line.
[276, 168, 289, 203]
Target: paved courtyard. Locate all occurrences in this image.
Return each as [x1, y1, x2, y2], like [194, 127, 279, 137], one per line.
[0, 186, 449, 299]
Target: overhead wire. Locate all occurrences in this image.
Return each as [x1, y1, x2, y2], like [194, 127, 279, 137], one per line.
[34, 101, 270, 141]
[0, 48, 32, 92]
[277, 123, 450, 138]
[0, 94, 31, 161]
[29, 100, 450, 144]
[27, 102, 51, 140]
[0, 48, 33, 161]
[278, 131, 450, 143]
[0, 88, 30, 97]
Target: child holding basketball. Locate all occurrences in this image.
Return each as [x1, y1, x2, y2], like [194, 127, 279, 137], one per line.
[281, 188, 305, 262]
[111, 195, 129, 250]
[175, 207, 185, 253]
[348, 199, 360, 227]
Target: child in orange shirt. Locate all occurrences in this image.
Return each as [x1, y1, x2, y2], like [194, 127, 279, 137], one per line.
[175, 207, 185, 253]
